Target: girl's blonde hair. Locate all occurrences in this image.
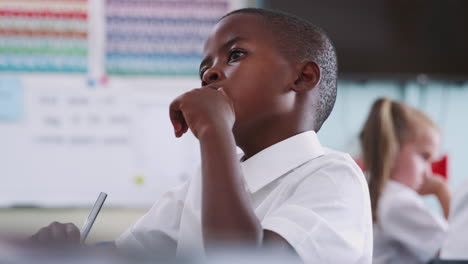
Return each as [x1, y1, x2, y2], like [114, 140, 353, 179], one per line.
[360, 97, 438, 222]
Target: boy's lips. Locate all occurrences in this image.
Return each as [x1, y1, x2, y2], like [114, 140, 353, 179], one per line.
[204, 84, 222, 90]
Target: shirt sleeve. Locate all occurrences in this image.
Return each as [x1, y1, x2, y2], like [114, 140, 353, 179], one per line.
[379, 189, 448, 263]
[261, 158, 372, 264]
[440, 181, 468, 259]
[115, 180, 191, 255]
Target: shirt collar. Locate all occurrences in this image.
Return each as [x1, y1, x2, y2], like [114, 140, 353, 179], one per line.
[240, 130, 324, 193]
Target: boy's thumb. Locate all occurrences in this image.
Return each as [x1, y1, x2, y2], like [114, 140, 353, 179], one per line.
[218, 88, 234, 109]
[218, 87, 228, 98]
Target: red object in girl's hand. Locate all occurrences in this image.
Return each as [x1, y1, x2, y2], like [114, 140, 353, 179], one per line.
[432, 154, 448, 180]
[354, 154, 448, 181]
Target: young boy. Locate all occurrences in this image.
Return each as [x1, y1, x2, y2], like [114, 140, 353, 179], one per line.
[30, 8, 372, 263]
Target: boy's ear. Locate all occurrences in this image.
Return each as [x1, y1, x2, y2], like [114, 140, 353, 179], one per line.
[292, 61, 321, 92]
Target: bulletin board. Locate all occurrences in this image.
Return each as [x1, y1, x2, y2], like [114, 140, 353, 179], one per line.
[0, 0, 247, 207]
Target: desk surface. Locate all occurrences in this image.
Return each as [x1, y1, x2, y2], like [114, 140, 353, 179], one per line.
[0, 208, 147, 243]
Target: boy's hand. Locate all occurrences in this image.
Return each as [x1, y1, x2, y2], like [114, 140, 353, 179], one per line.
[169, 86, 235, 138]
[29, 222, 80, 246]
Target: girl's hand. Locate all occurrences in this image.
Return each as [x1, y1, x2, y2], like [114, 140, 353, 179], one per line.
[418, 173, 451, 219]
[418, 173, 446, 196]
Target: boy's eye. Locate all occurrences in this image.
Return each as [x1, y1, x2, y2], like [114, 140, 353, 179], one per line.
[228, 50, 246, 62]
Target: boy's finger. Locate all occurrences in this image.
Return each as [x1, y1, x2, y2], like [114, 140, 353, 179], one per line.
[37, 228, 52, 242]
[171, 115, 182, 133]
[218, 88, 235, 109]
[169, 98, 181, 122]
[51, 225, 67, 241]
[181, 123, 189, 135]
[202, 84, 219, 91]
[218, 88, 232, 101]
[218, 87, 227, 96]
[29, 234, 39, 243]
[65, 223, 80, 244]
[169, 98, 186, 136]
[173, 111, 188, 137]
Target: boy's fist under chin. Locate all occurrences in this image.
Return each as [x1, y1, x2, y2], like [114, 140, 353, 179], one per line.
[29, 222, 80, 246]
[169, 86, 235, 139]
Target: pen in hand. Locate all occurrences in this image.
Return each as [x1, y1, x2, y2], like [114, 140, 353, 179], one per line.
[80, 192, 107, 245]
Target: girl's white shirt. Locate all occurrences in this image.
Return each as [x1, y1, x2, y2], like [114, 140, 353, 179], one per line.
[440, 180, 468, 260]
[373, 180, 447, 264]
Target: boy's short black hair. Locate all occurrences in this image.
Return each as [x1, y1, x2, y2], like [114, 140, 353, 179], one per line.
[221, 8, 338, 131]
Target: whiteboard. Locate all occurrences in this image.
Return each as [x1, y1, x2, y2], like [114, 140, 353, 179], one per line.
[0, 75, 202, 207]
[0, 0, 250, 207]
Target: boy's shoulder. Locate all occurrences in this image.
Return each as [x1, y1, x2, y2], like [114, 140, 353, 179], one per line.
[288, 146, 367, 191]
[318, 147, 364, 176]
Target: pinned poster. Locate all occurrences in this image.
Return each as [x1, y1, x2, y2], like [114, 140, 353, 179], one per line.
[105, 0, 230, 75]
[0, 0, 88, 72]
[0, 77, 22, 121]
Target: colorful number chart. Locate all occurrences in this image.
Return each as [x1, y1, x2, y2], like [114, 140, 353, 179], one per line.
[105, 0, 230, 75]
[0, 0, 88, 72]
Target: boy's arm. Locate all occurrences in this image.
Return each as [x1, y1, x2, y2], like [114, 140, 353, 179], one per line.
[199, 125, 262, 244]
[199, 127, 294, 251]
[169, 87, 293, 250]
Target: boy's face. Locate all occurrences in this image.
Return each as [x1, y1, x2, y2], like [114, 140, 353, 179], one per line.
[200, 14, 298, 137]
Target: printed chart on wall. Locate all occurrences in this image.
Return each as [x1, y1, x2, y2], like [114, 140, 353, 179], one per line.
[0, 0, 239, 207]
[106, 0, 229, 75]
[0, 0, 88, 72]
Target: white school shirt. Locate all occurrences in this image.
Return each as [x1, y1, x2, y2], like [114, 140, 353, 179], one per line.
[440, 180, 468, 260]
[373, 180, 448, 264]
[116, 131, 373, 263]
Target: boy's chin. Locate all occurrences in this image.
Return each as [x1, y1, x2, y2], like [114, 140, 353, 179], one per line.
[231, 122, 248, 141]
[232, 123, 241, 136]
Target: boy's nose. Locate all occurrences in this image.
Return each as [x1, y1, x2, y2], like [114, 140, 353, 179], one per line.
[202, 67, 223, 86]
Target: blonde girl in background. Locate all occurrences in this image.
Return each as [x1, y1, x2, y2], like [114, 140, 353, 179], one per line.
[360, 98, 451, 264]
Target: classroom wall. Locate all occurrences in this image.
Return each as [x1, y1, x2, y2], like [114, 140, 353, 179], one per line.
[0, 0, 465, 243]
[320, 80, 468, 188]
[2, 80, 467, 241]
[319, 80, 468, 214]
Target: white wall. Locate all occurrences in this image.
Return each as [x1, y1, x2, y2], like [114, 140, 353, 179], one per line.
[2, 80, 467, 240]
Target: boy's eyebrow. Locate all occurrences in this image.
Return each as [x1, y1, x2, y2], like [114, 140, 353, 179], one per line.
[220, 36, 248, 51]
[199, 36, 248, 72]
[199, 57, 210, 73]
